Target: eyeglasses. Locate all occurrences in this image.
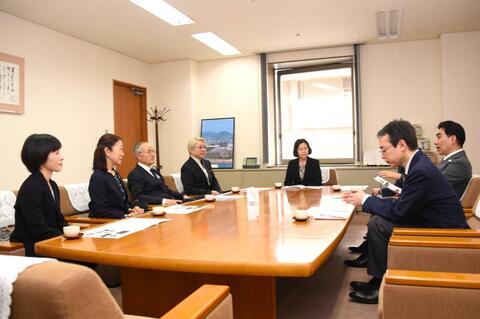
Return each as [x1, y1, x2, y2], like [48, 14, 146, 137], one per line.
[141, 149, 156, 154]
[195, 146, 207, 150]
[379, 144, 393, 154]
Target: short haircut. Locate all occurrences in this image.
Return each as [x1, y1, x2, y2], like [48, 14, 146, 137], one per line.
[293, 139, 312, 157]
[377, 119, 418, 151]
[93, 133, 122, 171]
[133, 141, 148, 154]
[187, 137, 206, 151]
[438, 120, 466, 147]
[21, 134, 62, 173]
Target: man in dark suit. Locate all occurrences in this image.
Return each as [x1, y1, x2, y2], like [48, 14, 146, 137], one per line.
[128, 142, 189, 205]
[435, 120, 472, 198]
[343, 120, 468, 304]
[181, 137, 222, 195]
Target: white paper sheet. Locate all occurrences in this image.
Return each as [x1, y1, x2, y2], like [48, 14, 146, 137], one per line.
[163, 205, 206, 215]
[283, 185, 323, 190]
[308, 195, 354, 220]
[339, 185, 368, 192]
[216, 195, 245, 201]
[82, 218, 169, 239]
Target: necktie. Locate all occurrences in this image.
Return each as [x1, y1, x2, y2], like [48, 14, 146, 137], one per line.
[150, 168, 159, 179]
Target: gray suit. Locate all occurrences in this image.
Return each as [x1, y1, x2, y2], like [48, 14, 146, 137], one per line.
[437, 150, 472, 198]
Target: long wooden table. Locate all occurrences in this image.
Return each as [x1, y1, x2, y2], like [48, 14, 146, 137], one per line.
[36, 187, 354, 318]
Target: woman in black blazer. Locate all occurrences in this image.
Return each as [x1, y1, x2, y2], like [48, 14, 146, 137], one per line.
[284, 139, 323, 186]
[88, 134, 144, 219]
[10, 134, 68, 257]
[181, 137, 222, 195]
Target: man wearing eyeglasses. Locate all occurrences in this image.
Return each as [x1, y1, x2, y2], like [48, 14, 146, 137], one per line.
[127, 141, 189, 206]
[343, 120, 468, 304]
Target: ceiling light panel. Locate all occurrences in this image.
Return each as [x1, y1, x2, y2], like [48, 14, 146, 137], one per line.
[191, 32, 241, 56]
[129, 0, 194, 26]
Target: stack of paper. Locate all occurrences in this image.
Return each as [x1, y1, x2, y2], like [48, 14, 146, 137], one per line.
[339, 185, 368, 192]
[283, 185, 323, 190]
[308, 196, 354, 220]
[163, 205, 206, 215]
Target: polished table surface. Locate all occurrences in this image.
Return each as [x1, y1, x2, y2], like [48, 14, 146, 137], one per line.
[36, 187, 353, 277]
[36, 187, 354, 318]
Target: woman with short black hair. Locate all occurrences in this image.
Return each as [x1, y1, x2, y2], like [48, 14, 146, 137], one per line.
[283, 138, 323, 186]
[10, 134, 68, 256]
[88, 134, 143, 219]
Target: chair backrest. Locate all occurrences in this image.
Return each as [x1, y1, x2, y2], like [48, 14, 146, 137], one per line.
[460, 175, 480, 208]
[58, 186, 78, 216]
[10, 261, 125, 319]
[474, 193, 480, 219]
[322, 168, 339, 186]
[164, 174, 178, 193]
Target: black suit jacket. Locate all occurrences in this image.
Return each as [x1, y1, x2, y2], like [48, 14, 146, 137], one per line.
[128, 164, 183, 204]
[181, 157, 222, 195]
[284, 157, 323, 186]
[364, 150, 468, 228]
[88, 169, 129, 219]
[10, 171, 67, 256]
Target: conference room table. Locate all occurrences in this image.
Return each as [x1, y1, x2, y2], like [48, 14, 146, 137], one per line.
[36, 186, 355, 319]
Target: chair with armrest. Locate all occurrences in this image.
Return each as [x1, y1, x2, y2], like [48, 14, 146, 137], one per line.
[460, 175, 480, 219]
[321, 168, 338, 186]
[378, 269, 480, 319]
[10, 261, 233, 319]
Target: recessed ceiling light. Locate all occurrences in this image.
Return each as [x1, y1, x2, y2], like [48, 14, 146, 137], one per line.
[191, 32, 241, 56]
[129, 0, 194, 26]
[375, 9, 403, 39]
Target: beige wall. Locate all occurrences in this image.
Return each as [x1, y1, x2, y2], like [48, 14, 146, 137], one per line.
[440, 31, 480, 173]
[360, 39, 443, 150]
[0, 12, 149, 189]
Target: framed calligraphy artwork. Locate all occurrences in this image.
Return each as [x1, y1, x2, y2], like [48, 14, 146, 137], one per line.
[0, 52, 24, 114]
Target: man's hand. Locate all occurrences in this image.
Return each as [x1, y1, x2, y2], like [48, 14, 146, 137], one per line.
[183, 195, 191, 200]
[127, 206, 144, 216]
[342, 190, 367, 206]
[371, 188, 381, 196]
[164, 199, 182, 206]
[211, 191, 220, 195]
[378, 170, 402, 181]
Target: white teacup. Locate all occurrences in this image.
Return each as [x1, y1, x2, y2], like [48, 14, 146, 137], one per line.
[332, 184, 341, 191]
[274, 182, 283, 188]
[152, 206, 165, 216]
[231, 186, 240, 193]
[205, 194, 216, 202]
[295, 210, 308, 220]
[63, 225, 80, 238]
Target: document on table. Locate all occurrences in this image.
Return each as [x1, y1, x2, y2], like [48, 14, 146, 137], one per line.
[308, 196, 355, 220]
[339, 185, 368, 192]
[82, 218, 169, 239]
[216, 194, 245, 201]
[163, 205, 206, 214]
[282, 185, 323, 190]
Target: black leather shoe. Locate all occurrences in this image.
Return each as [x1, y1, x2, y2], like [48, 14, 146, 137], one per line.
[350, 277, 380, 292]
[349, 288, 379, 304]
[348, 240, 367, 253]
[344, 253, 368, 268]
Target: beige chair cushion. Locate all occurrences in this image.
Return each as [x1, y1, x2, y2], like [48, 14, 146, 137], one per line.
[461, 175, 480, 208]
[58, 186, 79, 216]
[388, 245, 480, 273]
[206, 294, 233, 319]
[322, 168, 338, 186]
[163, 175, 178, 193]
[380, 282, 479, 319]
[10, 262, 125, 319]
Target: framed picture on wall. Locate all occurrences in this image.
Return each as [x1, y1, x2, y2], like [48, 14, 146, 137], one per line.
[200, 117, 235, 169]
[0, 52, 24, 114]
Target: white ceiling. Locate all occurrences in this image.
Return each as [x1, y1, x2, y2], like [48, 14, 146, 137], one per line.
[1, 0, 480, 63]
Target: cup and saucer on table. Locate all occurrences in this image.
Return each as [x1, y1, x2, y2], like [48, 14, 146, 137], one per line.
[151, 206, 166, 216]
[63, 225, 83, 239]
[205, 194, 216, 202]
[231, 186, 240, 193]
[292, 210, 310, 222]
[274, 182, 283, 189]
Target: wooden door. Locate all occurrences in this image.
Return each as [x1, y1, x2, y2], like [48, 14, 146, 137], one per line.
[113, 80, 147, 178]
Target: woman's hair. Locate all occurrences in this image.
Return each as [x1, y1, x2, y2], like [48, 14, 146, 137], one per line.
[293, 139, 312, 157]
[21, 134, 62, 173]
[93, 133, 122, 170]
[187, 137, 206, 151]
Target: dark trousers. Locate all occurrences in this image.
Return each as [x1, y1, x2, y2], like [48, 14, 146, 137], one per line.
[366, 215, 414, 279]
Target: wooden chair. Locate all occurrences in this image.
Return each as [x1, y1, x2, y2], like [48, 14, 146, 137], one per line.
[9, 260, 233, 319]
[460, 175, 480, 218]
[321, 168, 339, 186]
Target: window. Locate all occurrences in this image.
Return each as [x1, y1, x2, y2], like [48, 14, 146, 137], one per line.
[274, 63, 356, 164]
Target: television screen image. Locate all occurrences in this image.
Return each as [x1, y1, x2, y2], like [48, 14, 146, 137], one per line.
[200, 117, 235, 169]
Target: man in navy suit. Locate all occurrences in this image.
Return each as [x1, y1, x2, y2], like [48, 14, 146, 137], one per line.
[343, 120, 468, 304]
[128, 142, 189, 206]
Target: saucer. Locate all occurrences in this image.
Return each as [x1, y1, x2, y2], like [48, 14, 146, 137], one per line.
[151, 211, 166, 216]
[292, 216, 310, 222]
[63, 232, 83, 240]
[231, 190, 241, 194]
